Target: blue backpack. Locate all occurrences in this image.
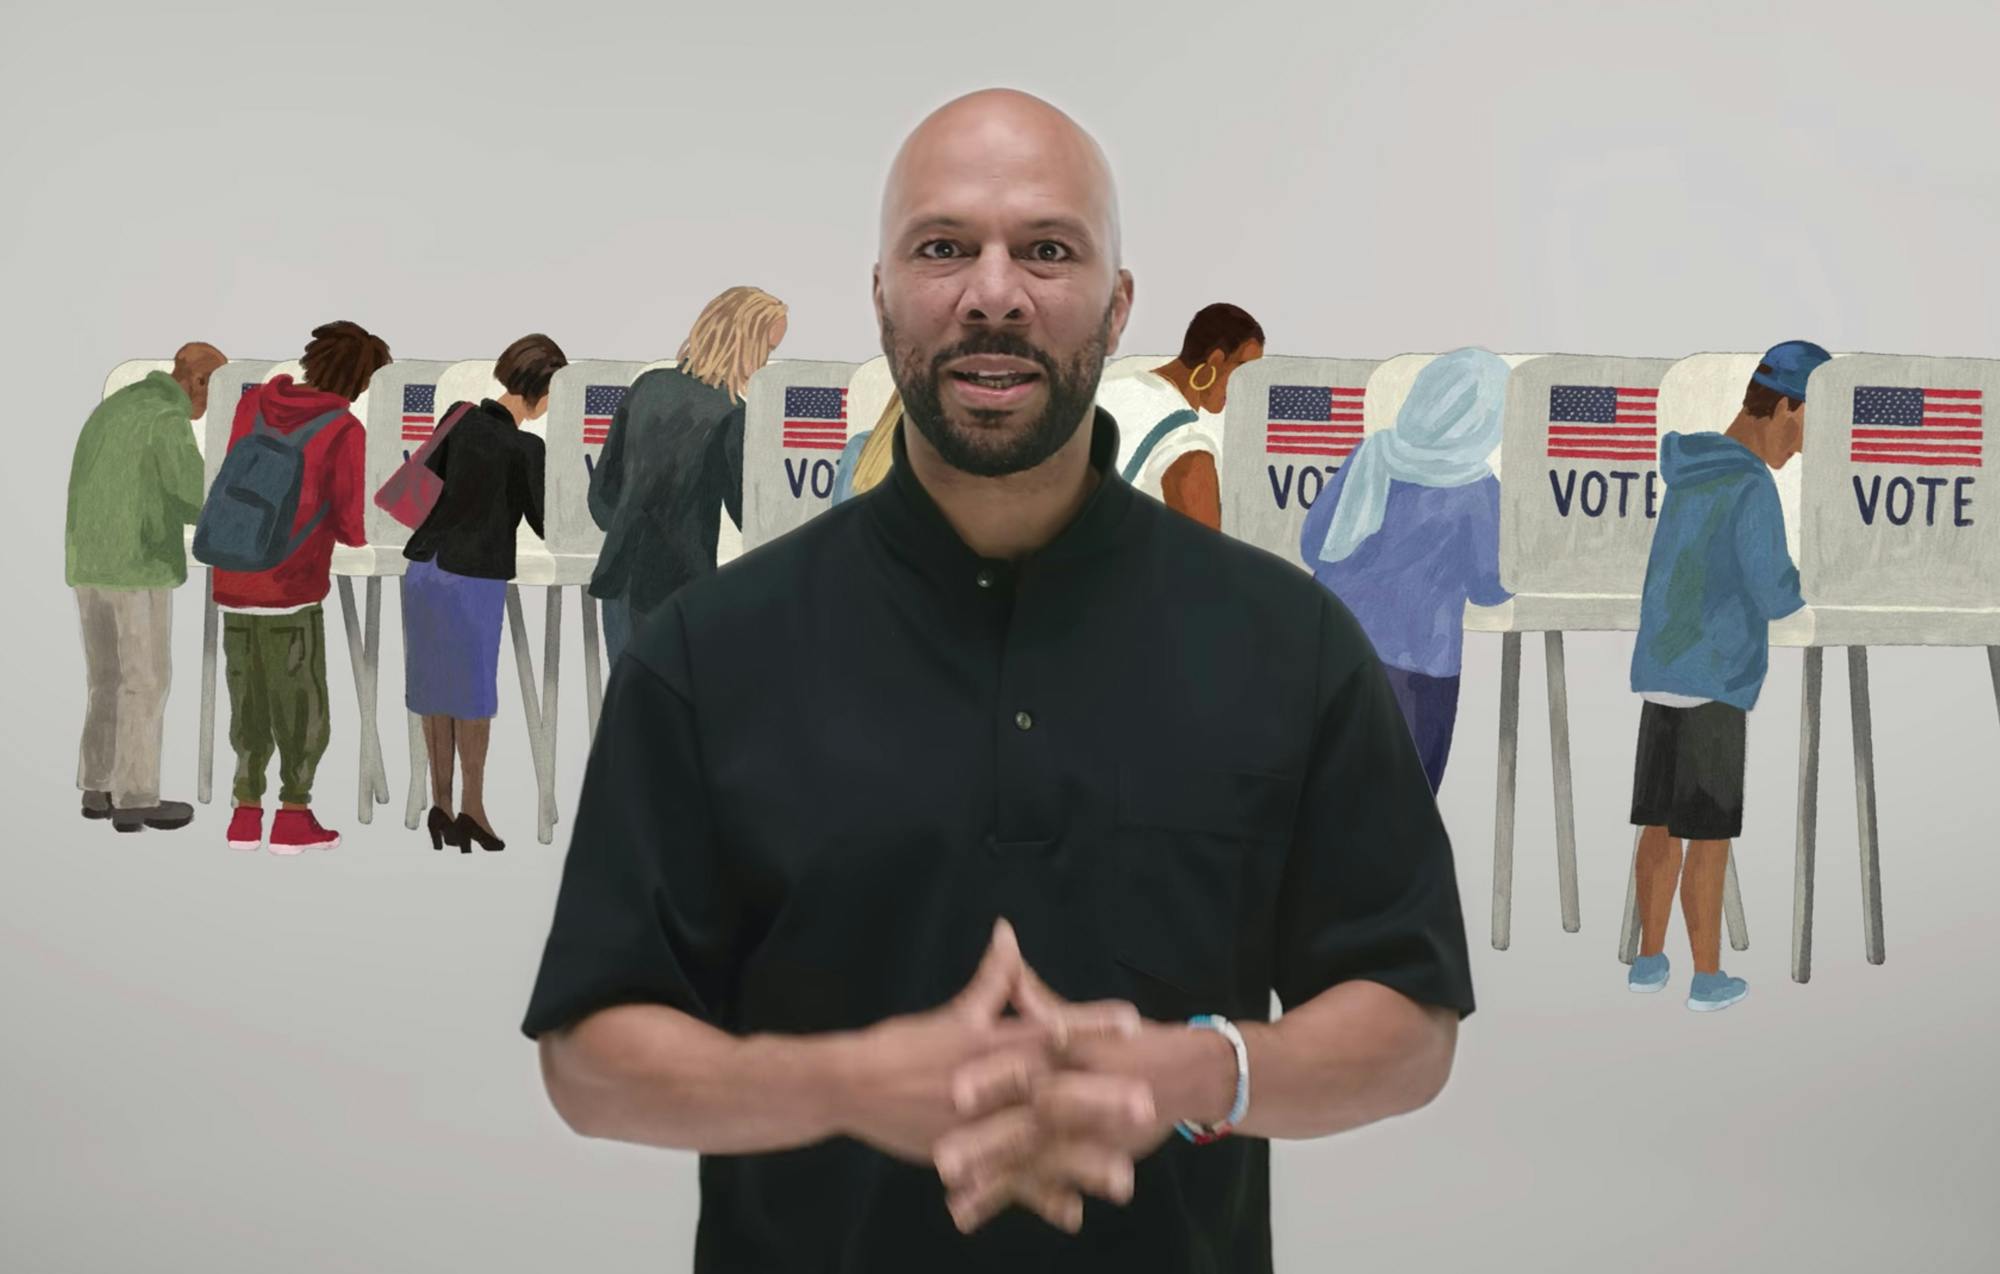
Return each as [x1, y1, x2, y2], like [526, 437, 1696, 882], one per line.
[192, 408, 346, 572]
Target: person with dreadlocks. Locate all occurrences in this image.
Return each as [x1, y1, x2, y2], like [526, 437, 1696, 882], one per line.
[211, 320, 390, 854]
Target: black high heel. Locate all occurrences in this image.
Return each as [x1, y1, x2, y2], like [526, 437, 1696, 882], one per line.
[454, 813, 505, 853]
[427, 806, 458, 851]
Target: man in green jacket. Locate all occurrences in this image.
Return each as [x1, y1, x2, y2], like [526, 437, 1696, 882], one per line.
[66, 342, 226, 832]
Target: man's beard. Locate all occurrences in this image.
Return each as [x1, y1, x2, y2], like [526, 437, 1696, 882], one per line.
[883, 301, 1114, 479]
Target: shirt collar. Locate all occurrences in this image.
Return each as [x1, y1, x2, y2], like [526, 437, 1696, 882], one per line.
[865, 407, 1138, 582]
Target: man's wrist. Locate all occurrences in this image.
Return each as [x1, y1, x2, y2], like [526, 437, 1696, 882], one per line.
[812, 1026, 879, 1140]
[736, 1027, 862, 1144]
[1158, 1021, 1242, 1128]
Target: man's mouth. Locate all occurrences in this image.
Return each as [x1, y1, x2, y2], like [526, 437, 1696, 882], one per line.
[952, 370, 1039, 389]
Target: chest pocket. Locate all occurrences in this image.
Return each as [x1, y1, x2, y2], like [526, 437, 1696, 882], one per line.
[1106, 763, 1298, 1020]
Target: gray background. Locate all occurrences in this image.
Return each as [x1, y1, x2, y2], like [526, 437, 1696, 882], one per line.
[4, 1, 1998, 1270]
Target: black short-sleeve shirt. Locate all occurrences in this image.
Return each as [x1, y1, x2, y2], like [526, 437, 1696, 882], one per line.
[522, 410, 1476, 1273]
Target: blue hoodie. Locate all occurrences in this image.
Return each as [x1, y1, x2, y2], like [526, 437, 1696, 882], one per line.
[1630, 432, 1804, 711]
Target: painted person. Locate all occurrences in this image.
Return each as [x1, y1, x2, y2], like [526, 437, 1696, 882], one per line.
[587, 286, 787, 665]
[401, 333, 565, 853]
[1625, 340, 1830, 1011]
[1298, 347, 1512, 793]
[66, 341, 225, 833]
[212, 321, 387, 854]
[831, 389, 904, 506]
[1094, 303, 1265, 530]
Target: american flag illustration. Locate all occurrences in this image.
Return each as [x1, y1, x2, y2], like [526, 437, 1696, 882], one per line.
[1848, 386, 1982, 468]
[401, 383, 436, 442]
[583, 384, 626, 448]
[1545, 385, 1658, 462]
[783, 386, 848, 451]
[1266, 385, 1365, 461]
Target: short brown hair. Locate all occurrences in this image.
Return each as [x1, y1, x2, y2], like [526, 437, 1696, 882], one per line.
[1177, 303, 1265, 367]
[300, 321, 392, 401]
[496, 333, 569, 403]
[1742, 364, 1801, 419]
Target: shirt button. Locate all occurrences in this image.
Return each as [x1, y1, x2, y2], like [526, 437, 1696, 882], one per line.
[1015, 711, 1034, 731]
[976, 570, 995, 589]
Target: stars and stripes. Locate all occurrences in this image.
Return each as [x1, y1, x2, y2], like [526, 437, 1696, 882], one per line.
[401, 383, 436, 442]
[1848, 386, 1982, 468]
[1266, 385, 1365, 461]
[583, 384, 626, 447]
[783, 386, 848, 451]
[1546, 385, 1658, 461]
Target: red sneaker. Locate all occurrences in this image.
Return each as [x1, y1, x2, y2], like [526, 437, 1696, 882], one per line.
[270, 809, 340, 854]
[227, 806, 264, 851]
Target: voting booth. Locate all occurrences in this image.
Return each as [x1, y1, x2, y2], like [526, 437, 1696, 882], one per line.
[1219, 355, 1382, 563]
[542, 359, 653, 756]
[350, 359, 461, 830]
[1486, 355, 1676, 947]
[1354, 353, 1610, 949]
[1778, 354, 2000, 980]
[742, 359, 860, 552]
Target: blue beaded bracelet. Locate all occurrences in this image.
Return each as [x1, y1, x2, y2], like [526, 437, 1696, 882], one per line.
[1175, 1014, 1249, 1144]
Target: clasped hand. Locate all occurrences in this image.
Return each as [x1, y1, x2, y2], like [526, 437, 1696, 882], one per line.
[842, 918, 1177, 1235]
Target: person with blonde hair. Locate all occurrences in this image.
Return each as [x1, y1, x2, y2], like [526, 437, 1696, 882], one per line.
[830, 391, 903, 505]
[588, 286, 788, 663]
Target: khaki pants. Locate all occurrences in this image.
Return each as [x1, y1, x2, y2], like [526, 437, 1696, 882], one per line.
[75, 586, 173, 808]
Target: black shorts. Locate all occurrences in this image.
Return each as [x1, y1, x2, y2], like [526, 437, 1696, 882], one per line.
[1629, 700, 1747, 841]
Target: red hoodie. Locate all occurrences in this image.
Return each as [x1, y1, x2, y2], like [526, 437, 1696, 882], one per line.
[210, 375, 366, 610]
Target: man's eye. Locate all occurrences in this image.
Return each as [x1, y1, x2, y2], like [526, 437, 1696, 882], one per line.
[918, 241, 962, 259]
[1031, 241, 1072, 262]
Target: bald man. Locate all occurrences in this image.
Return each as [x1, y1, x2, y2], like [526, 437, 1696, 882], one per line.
[67, 342, 224, 832]
[524, 90, 1474, 1272]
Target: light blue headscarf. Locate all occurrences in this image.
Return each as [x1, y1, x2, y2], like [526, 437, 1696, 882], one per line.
[1317, 346, 1510, 565]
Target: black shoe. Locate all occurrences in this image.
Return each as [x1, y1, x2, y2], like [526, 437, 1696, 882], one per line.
[82, 790, 112, 820]
[111, 799, 195, 833]
[454, 813, 505, 853]
[427, 806, 459, 851]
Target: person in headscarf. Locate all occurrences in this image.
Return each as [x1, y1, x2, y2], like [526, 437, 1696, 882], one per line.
[1297, 346, 1513, 792]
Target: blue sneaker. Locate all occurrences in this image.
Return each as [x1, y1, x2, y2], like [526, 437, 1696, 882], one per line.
[1627, 953, 1670, 993]
[1687, 971, 1748, 1012]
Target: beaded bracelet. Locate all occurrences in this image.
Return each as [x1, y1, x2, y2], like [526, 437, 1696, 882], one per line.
[1175, 1014, 1249, 1145]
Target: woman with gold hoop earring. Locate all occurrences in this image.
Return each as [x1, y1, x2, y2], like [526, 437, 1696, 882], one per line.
[1092, 302, 1265, 531]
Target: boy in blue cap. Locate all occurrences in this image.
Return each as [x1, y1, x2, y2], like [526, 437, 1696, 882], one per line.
[1626, 340, 1832, 1011]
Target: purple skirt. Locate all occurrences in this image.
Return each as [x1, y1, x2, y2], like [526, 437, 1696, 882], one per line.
[402, 557, 504, 720]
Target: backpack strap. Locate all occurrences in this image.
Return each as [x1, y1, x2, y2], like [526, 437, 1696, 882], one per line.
[289, 408, 349, 447]
[279, 409, 352, 555]
[1120, 408, 1202, 485]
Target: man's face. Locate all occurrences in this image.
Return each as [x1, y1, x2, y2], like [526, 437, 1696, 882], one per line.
[182, 357, 223, 419]
[1771, 398, 1806, 468]
[875, 109, 1132, 478]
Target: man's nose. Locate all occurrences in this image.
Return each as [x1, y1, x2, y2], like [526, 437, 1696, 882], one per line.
[956, 250, 1033, 327]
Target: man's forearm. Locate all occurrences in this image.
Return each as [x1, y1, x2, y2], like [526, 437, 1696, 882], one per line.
[1115, 981, 1456, 1143]
[1231, 981, 1457, 1140]
[540, 1003, 855, 1155]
